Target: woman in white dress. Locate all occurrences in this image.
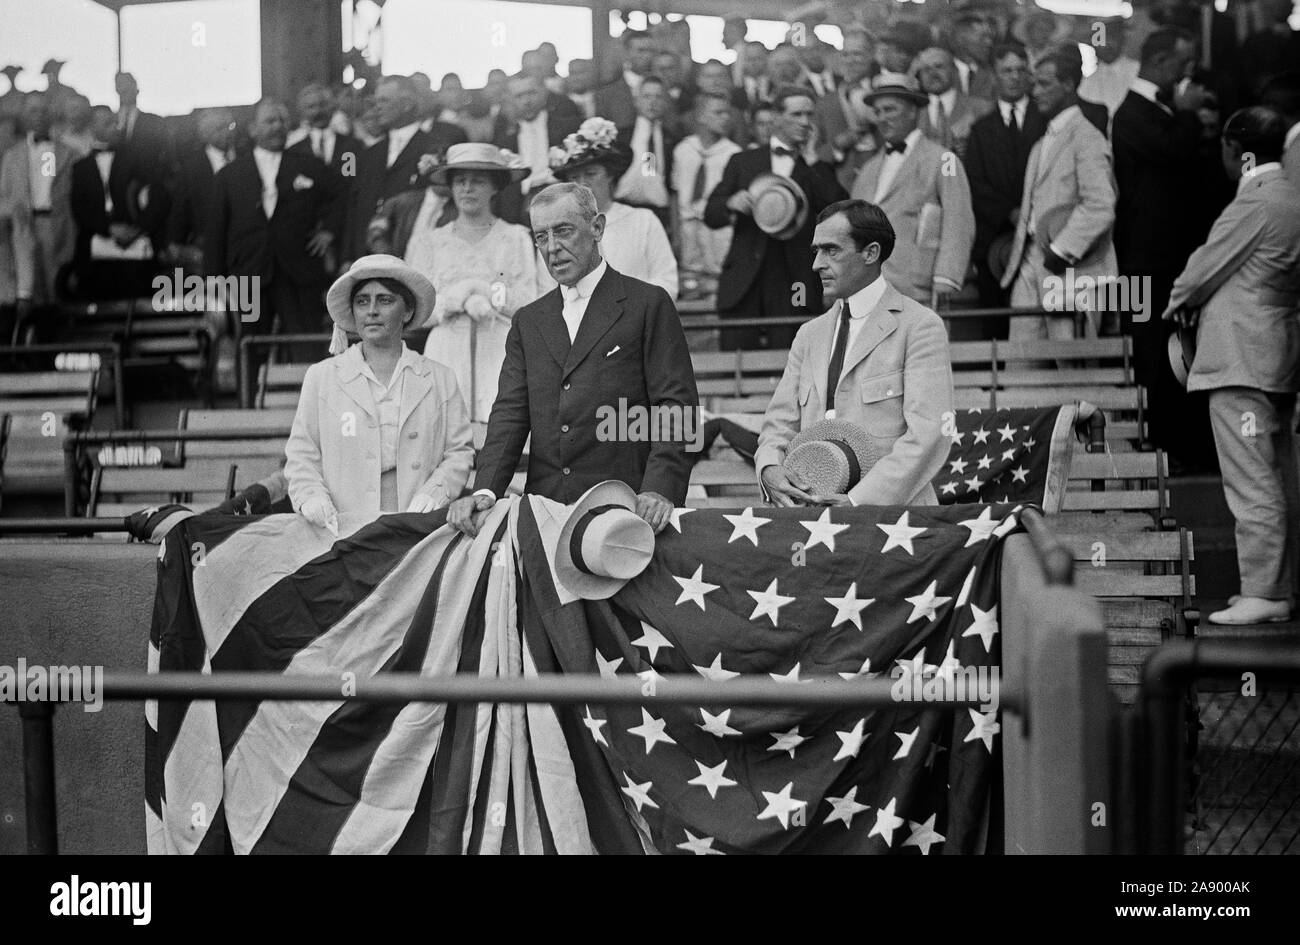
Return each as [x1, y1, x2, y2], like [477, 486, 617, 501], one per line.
[406, 143, 551, 423]
[549, 118, 679, 298]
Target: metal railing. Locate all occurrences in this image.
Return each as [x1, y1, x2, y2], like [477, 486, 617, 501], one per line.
[1139, 641, 1300, 854]
[0, 341, 128, 428]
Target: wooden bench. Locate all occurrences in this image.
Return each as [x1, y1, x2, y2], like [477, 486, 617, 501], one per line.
[1048, 524, 1196, 705]
[256, 362, 311, 409]
[1059, 449, 1171, 529]
[0, 371, 98, 498]
[89, 464, 237, 519]
[178, 408, 294, 487]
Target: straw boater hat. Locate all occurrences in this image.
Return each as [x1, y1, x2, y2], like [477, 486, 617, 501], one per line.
[783, 419, 887, 497]
[862, 71, 928, 108]
[1168, 319, 1197, 387]
[325, 254, 437, 354]
[555, 480, 656, 600]
[549, 116, 634, 181]
[425, 142, 529, 187]
[748, 172, 808, 241]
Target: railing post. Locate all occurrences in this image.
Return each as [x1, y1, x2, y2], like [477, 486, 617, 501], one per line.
[238, 336, 252, 409]
[16, 701, 58, 855]
[62, 434, 79, 517]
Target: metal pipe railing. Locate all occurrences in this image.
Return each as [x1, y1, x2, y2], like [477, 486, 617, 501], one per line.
[0, 517, 132, 536]
[1019, 507, 1075, 587]
[1140, 641, 1300, 854]
[0, 341, 128, 428]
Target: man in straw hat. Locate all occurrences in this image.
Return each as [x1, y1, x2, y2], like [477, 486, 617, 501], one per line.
[756, 198, 953, 507]
[448, 181, 698, 537]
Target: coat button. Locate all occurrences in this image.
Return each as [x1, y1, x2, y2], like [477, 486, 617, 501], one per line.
[561, 424, 569, 433]
[411, 461, 421, 469]
[563, 382, 571, 391]
[408, 431, 418, 439]
[886, 389, 894, 396]
[563, 467, 571, 475]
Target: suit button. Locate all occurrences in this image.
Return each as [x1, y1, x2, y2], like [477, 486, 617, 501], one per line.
[411, 461, 421, 469]
[563, 467, 571, 475]
[563, 383, 571, 391]
[408, 431, 418, 439]
[561, 424, 569, 433]
[886, 389, 894, 396]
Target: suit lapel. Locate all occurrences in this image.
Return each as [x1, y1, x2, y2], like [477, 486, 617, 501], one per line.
[535, 288, 571, 368]
[398, 357, 432, 430]
[335, 349, 378, 420]
[807, 302, 838, 406]
[837, 285, 902, 380]
[563, 267, 625, 379]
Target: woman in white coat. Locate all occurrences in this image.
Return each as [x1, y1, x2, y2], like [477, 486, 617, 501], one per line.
[284, 254, 474, 533]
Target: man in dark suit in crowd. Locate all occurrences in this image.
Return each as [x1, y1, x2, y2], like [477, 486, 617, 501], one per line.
[114, 72, 170, 174]
[491, 73, 582, 225]
[704, 86, 847, 350]
[344, 75, 465, 262]
[1113, 26, 1220, 470]
[206, 98, 344, 361]
[167, 106, 234, 267]
[286, 82, 363, 183]
[615, 75, 679, 228]
[448, 181, 698, 536]
[595, 28, 658, 128]
[964, 42, 1046, 307]
[69, 105, 169, 299]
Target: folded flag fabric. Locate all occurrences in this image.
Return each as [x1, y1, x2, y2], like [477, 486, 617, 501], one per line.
[147, 497, 1024, 854]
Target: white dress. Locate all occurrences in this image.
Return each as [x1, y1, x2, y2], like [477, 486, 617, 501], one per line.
[407, 218, 552, 423]
[599, 201, 679, 299]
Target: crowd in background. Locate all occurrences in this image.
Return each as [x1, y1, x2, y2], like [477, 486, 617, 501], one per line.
[1, 0, 1298, 467]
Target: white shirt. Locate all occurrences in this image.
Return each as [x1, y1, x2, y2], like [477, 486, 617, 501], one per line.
[1078, 56, 1139, 115]
[252, 146, 282, 218]
[672, 133, 742, 217]
[1240, 162, 1283, 193]
[616, 116, 669, 207]
[623, 68, 644, 96]
[516, 111, 551, 187]
[833, 275, 887, 361]
[559, 257, 608, 342]
[386, 121, 421, 168]
[1129, 76, 1171, 116]
[874, 128, 921, 203]
[205, 144, 230, 175]
[27, 134, 55, 211]
[117, 106, 137, 139]
[356, 344, 421, 473]
[94, 149, 114, 214]
[769, 135, 797, 179]
[309, 127, 336, 164]
[601, 202, 678, 298]
[999, 97, 1029, 130]
[570, 91, 596, 120]
[954, 59, 973, 95]
[928, 88, 958, 130]
[1285, 123, 1300, 151]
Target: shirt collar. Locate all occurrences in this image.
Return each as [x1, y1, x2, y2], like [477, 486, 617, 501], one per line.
[1130, 77, 1167, 111]
[252, 145, 281, 163]
[355, 342, 420, 385]
[1239, 162, 1283, 192]
[1285, 123, 1300, 150]
[562, 258, 607, 302]
[388, 121, 420, 147]
[842, 275, 886, 318]
[1047, 104, 1079, 135]
[890, 128, 923, 155]
[933, 88, 958, 113]
[1001, 96, 1028, 117]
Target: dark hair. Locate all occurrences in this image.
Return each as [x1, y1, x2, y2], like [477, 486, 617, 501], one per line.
[772, 85, 815, 114]
[1140, 27, 1195, 67]
[352, 277, 416, 317]
[749, 100, 776, 119]
[1261, 71, 1300, 120]
[817, 199, 896, 262]
[447, 167, 510, 193]
[1222, 105, 1287, 164]
[1038, 47, 1082, 89]
[991, 42, 1029, 66]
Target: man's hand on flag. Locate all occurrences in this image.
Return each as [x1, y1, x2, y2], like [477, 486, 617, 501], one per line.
[760, 465, 815, 508]
[808, 492, 853, 506]
[635, 491, 673, 533]
[448, 493, 496, 537]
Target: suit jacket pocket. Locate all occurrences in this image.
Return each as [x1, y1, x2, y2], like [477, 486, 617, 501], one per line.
[859, 370, 906, 437]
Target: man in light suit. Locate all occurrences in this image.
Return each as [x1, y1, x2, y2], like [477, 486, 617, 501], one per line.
[1260, 71, 1300, 188]
[1001, 47, 1117, 341]
[914, 46, 994, 161]
[1164, 108, 1300, 626]
[0, 92, 75, 311]
[447, 182, 699, 537]
[757, 199, 954, 507]
[849, 73, 975, 307]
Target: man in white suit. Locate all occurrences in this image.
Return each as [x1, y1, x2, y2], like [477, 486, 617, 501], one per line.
[1001, 47, 1117, 341]
[849, 73, 975, 307]
[1164, 108, 1300, 626]
[756, 199, 954, 507]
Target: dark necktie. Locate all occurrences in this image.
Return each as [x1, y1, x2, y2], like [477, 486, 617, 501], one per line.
[825, 300, 853, 417]
[884, 140, 906, 155]
[691, 157, 708, 201]
[1007, 106, 1019, 136]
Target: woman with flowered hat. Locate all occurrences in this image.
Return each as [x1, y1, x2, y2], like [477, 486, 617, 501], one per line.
[406, 142, 553, 424]
[549, 117, 679, 298]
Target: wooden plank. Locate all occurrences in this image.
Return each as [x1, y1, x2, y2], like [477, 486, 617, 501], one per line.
[0, 371, 96, 397]
[998, 338, 1128, 360]
[737, 350, 790, 371]
[993, 387, 1142, 410]
[264, 364, 311, 387]
[1056, 531, 1185, 561]
[98, 467, 233, 493]
[1073, 571, 1187, 596]
[1105, 624, 1166, 645]
[183, 408, 298, 430]
[1069, 451, 1165, 479]
[1108, 665, 1141, 685]
[950, 368, 1130, 388]
[0, 396, 93, 417]
[947, 340, 996, 363]
[1059, 490, 1162, 512]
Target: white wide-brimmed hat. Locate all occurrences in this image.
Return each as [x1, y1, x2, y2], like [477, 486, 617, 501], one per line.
[784, 418, 886, 496]
[749, 172, 809, 241]
[426, 142, 530, 187]
[555, 480, 656, 600]
[325, 254, 437, 353]
[862, 71, 928, 108]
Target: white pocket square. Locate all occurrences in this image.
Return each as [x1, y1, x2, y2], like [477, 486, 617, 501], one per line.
[605, 345, 621, 357]
[292, 174, 314, 191]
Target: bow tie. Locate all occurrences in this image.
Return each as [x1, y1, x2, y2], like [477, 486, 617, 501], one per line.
[884, 141, 906, 155]
[31, 136, 52, 146]
[771, 145, 796, 157]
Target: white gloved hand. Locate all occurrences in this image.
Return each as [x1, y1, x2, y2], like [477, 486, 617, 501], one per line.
[300, 495, 339, 537]
[406, 493, 438, 514]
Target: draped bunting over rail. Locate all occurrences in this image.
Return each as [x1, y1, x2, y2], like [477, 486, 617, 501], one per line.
[146, 497, 1025, 854]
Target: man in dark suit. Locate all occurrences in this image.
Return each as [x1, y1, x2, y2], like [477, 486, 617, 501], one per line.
[963, 42, 1046, 307]
[615, 75, 679, 229]
[491, 73, 582, 225]
[114, 72, 170, 176]
[448, 181, 698, 536]
[286, 82, 363, 182]
[167, 107, 234, 266]
[594, 28, 658, 128]
[69, 106, 169, 299]
[704, 85, 848, 350]
[1112, 26, 1220, 469]
[344, 75, 465, 262]
[206, 98, 344, 361]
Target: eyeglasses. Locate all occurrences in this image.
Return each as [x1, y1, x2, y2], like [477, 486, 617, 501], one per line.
[532, 224, 579, 248]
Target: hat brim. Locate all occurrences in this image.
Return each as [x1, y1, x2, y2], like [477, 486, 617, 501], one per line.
[786, 419, 886, 495]
[427, 162, 530, 187]
[555, 479, 644, 599]
[863, 88, 928, 108]
[326, 257, 437, 333]
[1011, 16, 1073, 48]
[1168, 325, 1195, 387]
[749, 173, 809, 240]
[552, 149, 633, 182]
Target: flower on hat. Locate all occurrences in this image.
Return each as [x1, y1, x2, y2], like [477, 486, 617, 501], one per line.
[549, 118, 621, 169]
[498, 147, 528, 170]
[416, 152, 441, 180]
